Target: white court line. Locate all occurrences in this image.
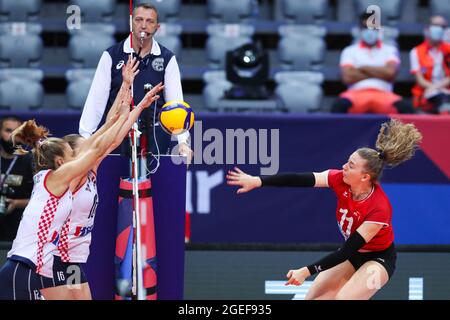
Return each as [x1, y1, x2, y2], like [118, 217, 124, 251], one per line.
[266, 278, 425, 300]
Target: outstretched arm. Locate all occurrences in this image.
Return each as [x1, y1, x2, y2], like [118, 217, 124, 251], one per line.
[226, 167, 330, 194]
[91, 83, 164, 172]
[105, 56, 140, 122]
[47, 112, 129, 196]
[78, 56, 139, 155]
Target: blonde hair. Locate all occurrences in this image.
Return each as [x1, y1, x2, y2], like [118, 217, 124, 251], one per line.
[11, 120, 68, 172]
[63, 134, 83, 151]
[357, 119, 423, 182]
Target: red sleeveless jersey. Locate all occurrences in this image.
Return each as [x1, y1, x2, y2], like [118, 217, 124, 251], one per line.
[328, 170, 394, 251]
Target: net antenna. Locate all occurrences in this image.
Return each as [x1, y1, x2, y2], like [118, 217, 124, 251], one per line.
[129, 0, 145, 301]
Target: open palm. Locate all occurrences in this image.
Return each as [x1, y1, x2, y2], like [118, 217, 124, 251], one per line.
[138, 83, 164, 109]
[226, 167, 261, 194]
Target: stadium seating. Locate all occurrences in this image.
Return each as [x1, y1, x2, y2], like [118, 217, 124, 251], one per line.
[71, 0, 116, 23]
[279, 0, 328, 25]
[205, 24, 254, 69]
[0, 33, 43, 67]
[275, 71, 324, 112]
[2, 0, 438, 111]
[278, 25, 326, 71]
[0, 77, 44, 109]
[154, 23, 182, 57]
[135, 0, 181, 22]
[68, 31, 115, 68]
[207, 0, 256, 24]
[202, 70, 232, 110]
[65, 69, 95, 110]
[0, 0, 41, 22]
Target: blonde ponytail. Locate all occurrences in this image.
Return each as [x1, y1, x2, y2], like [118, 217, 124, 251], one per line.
[357, 119, 423, 182]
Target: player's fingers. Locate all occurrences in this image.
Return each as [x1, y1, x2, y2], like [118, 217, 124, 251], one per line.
[226, 176, 241, 183]
[227, 170, 239, 177]
[234, 167, 245, 174]
[154, 83, 164, 92]
[148, 83, 164, 96]
[286, 270, 293, 278]
[237, 188, 246, 194]
[151, 95, 160, 102]
[285, 278, 294, 286]
[132, 60, 140, 71]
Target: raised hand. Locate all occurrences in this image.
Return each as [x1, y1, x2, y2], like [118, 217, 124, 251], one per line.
[137, 82, 164, 109]
[122, 55, 140, 86]
[226, 167, 262, 194]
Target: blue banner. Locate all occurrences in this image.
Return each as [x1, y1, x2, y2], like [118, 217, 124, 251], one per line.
[187, 114, 450, 245]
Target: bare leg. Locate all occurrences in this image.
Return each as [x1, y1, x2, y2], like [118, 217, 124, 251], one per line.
[41, 286, 73, 300]
[70, 282, 92, 300]
[335, 261, 389, 300]
[305, 260, 356, 300]
[41, 283, 92, 300]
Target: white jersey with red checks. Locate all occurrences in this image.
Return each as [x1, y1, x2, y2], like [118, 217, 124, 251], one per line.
[327, 170, 394, 251]
[8, 170, 73, 277]
[56, 170, 98, 263]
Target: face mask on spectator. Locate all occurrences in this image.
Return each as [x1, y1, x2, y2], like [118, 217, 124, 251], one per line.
[0, 138, 15, 154]
[360, 29, 379, 46]
[428, 25, 445, 42]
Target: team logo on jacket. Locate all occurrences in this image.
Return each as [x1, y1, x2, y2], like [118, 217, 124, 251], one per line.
[152, 57, 164, 72]
[116, 60, 125, 70]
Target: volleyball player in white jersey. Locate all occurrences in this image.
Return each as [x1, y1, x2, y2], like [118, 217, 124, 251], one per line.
[39, 57, 163, 300]
[0, 103, 129, 300]
[0, 58, 162, 300]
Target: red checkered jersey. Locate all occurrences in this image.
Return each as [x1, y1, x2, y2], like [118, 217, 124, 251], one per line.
[8, 170, 73, 277]
[328, 170, 394, 251]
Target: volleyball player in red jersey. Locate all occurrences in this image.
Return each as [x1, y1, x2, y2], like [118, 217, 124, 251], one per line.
[227, 119, 422, 300]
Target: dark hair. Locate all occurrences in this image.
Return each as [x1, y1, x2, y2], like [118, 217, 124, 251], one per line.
[11, 120, 69, 172]
[0, 116, 22, 130]
[357, 119, 423, 182]
[63, 134, 83, 151]
[133, 3, 159, 23]
[359, 11, 373, 28]
[429, 15, 448, 28]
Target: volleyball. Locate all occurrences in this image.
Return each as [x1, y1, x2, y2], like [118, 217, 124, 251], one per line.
[159, 100, 195, 135]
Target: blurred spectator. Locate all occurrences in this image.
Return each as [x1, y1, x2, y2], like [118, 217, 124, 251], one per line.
[410, 16, 450, 114]
[0, 116, 33, 241]
[332, 13, 414, 114]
